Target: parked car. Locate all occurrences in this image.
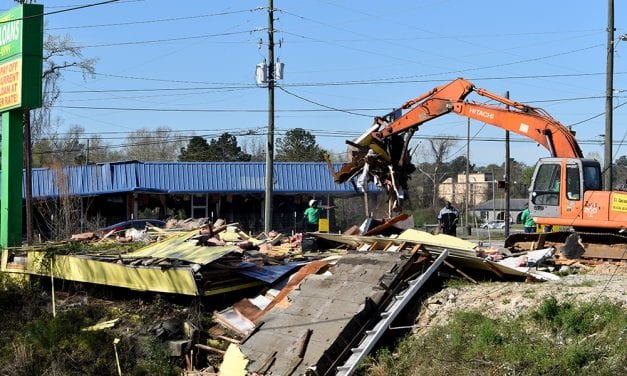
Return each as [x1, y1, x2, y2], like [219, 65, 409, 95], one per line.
[99, 219, 166, 234]
[480, 220, 506, 229]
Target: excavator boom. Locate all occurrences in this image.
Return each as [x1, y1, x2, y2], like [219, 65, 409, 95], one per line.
[331, 78, 582, 192]
[329, 78, 626, 237]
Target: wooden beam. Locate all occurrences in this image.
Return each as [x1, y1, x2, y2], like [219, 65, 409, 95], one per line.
[443, 260, 478, 284]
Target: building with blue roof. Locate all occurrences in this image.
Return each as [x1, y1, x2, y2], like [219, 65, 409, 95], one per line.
[15, 161, 380, 236]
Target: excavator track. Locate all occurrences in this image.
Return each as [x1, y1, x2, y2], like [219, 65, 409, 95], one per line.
[505, 231, 627, 261]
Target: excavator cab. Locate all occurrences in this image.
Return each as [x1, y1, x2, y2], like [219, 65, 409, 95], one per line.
[529, 158, 602, 226]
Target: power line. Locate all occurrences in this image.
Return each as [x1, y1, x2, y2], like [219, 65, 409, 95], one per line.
[45, 0, 120, 15]
[47, 8, 262, 30]
[51, 105, 386, 113]
[569, 100, 627, 127]
[51, 96, 627, 118]
[57, 71, 627, 92]
[63, 70, 258, 87]
[37, 0, 143, 9]
[34, 125, 626, 147]
[0, 0, 122, 24]
[277, 86, 372, 117]
[76, 29, 261, 49]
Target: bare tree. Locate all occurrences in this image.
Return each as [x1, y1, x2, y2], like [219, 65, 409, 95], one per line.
[22, 19, 97, 243]
[83, 135, 124, 164]
[34, 165, 84, 241]
[242, 136, 266, 162]
[31, 33, 97, 141]
[122, 126, 184, 161]
[415, 137, 456, 209]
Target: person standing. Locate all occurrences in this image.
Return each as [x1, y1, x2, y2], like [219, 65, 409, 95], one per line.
[520, 203, 536, 233]
[303, 199, 323, 233]
[438, 201, 459, 236]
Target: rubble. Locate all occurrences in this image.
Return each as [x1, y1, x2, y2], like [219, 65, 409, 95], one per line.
[10, 214, 624, 375]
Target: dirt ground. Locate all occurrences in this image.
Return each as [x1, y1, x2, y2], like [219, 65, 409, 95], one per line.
[414, 263, 627, 335]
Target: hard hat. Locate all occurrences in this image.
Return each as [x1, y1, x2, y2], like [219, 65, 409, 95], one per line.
[309, 199, 317, 207]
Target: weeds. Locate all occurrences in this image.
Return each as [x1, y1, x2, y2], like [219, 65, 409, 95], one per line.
[362, 297, 627, 375]
[0, 283, 182, 376]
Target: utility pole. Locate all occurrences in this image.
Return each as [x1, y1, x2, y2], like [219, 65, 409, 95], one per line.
[465, 117, 470, 235]
[504, 91, 510, 237]
[264, 0, 275, 234]
[21, 0, 34, 245]
[604, 0, 614, 190]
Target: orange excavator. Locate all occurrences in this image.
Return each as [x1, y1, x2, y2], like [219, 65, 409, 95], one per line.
[329, 78, 626, 256]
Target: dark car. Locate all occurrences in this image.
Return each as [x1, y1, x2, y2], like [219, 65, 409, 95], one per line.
[99, 219, 166, 234]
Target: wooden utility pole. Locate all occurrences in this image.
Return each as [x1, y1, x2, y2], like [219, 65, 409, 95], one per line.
[465, 117, 470, 234]
[504, 91, 510, 237]
[264, 0, 275, 234]
[604, 0, 614, 190]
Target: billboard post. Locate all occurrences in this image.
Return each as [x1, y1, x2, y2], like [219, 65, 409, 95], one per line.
[0, 4, 43, 256]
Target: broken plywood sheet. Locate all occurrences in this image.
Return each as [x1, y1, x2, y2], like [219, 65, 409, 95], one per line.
[121, 230, 240, 265]
[240, 252, 407, 376]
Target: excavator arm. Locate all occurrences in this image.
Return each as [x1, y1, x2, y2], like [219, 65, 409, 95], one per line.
[330, 77, 583, 210]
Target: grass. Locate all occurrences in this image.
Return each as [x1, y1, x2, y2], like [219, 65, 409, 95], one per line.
[361, 296, 626, 376]
[0, 278, 182, 376]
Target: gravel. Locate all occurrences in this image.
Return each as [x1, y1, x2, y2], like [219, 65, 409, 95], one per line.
[414, 263, 627, 335]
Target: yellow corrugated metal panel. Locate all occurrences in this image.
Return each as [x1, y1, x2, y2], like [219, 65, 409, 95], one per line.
[27, 252, 199, 295]
[122, 230, 240, 265]
[397, 229, 478, 251]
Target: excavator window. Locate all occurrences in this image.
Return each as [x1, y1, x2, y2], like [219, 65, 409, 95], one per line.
[583, 164, 601, 191]
[532, 163, 561, 206]
[566, 165, 581, 200]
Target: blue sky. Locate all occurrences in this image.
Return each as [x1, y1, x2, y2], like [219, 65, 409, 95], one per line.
[3, 0, 627, 166]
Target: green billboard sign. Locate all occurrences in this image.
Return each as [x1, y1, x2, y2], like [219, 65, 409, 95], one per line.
[0, 4, 43, 111]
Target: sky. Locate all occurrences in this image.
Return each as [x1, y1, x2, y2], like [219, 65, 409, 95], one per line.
[2, 0, 626, 167]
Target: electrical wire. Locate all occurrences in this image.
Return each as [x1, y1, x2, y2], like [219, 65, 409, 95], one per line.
[56, 72, 627, 92]
[569, 101, 627, 127]
[0, 0, 122, 24]
[277, 86, 372, 117]
[76, 29, 262, 49]
[47, 8, 262, 30]
[51, 105, 385, 113]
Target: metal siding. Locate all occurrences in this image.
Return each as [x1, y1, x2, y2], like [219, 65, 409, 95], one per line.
[15, 161, 375, 199]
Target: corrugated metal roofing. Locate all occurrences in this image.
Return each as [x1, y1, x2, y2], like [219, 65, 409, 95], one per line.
[121, 230, 239, 265]
[12, 161, 376, 199]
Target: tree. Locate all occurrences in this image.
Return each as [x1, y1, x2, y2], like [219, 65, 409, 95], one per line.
[19, 11, 97, 243]
[242, 137, 266, 162]
[276, 128, 327, 162]
[178, 136, 211, 161]
[123, 127, 183, 161]
[414, 138, 456, 209]
[31, 34, 97, 141]
[178, 133, 251, 162]
[447, 155, 474, 178]
[207, 133, 251, 161]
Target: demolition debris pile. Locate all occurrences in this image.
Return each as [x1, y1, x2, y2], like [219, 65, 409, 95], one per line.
[1, 214, 625, 375]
